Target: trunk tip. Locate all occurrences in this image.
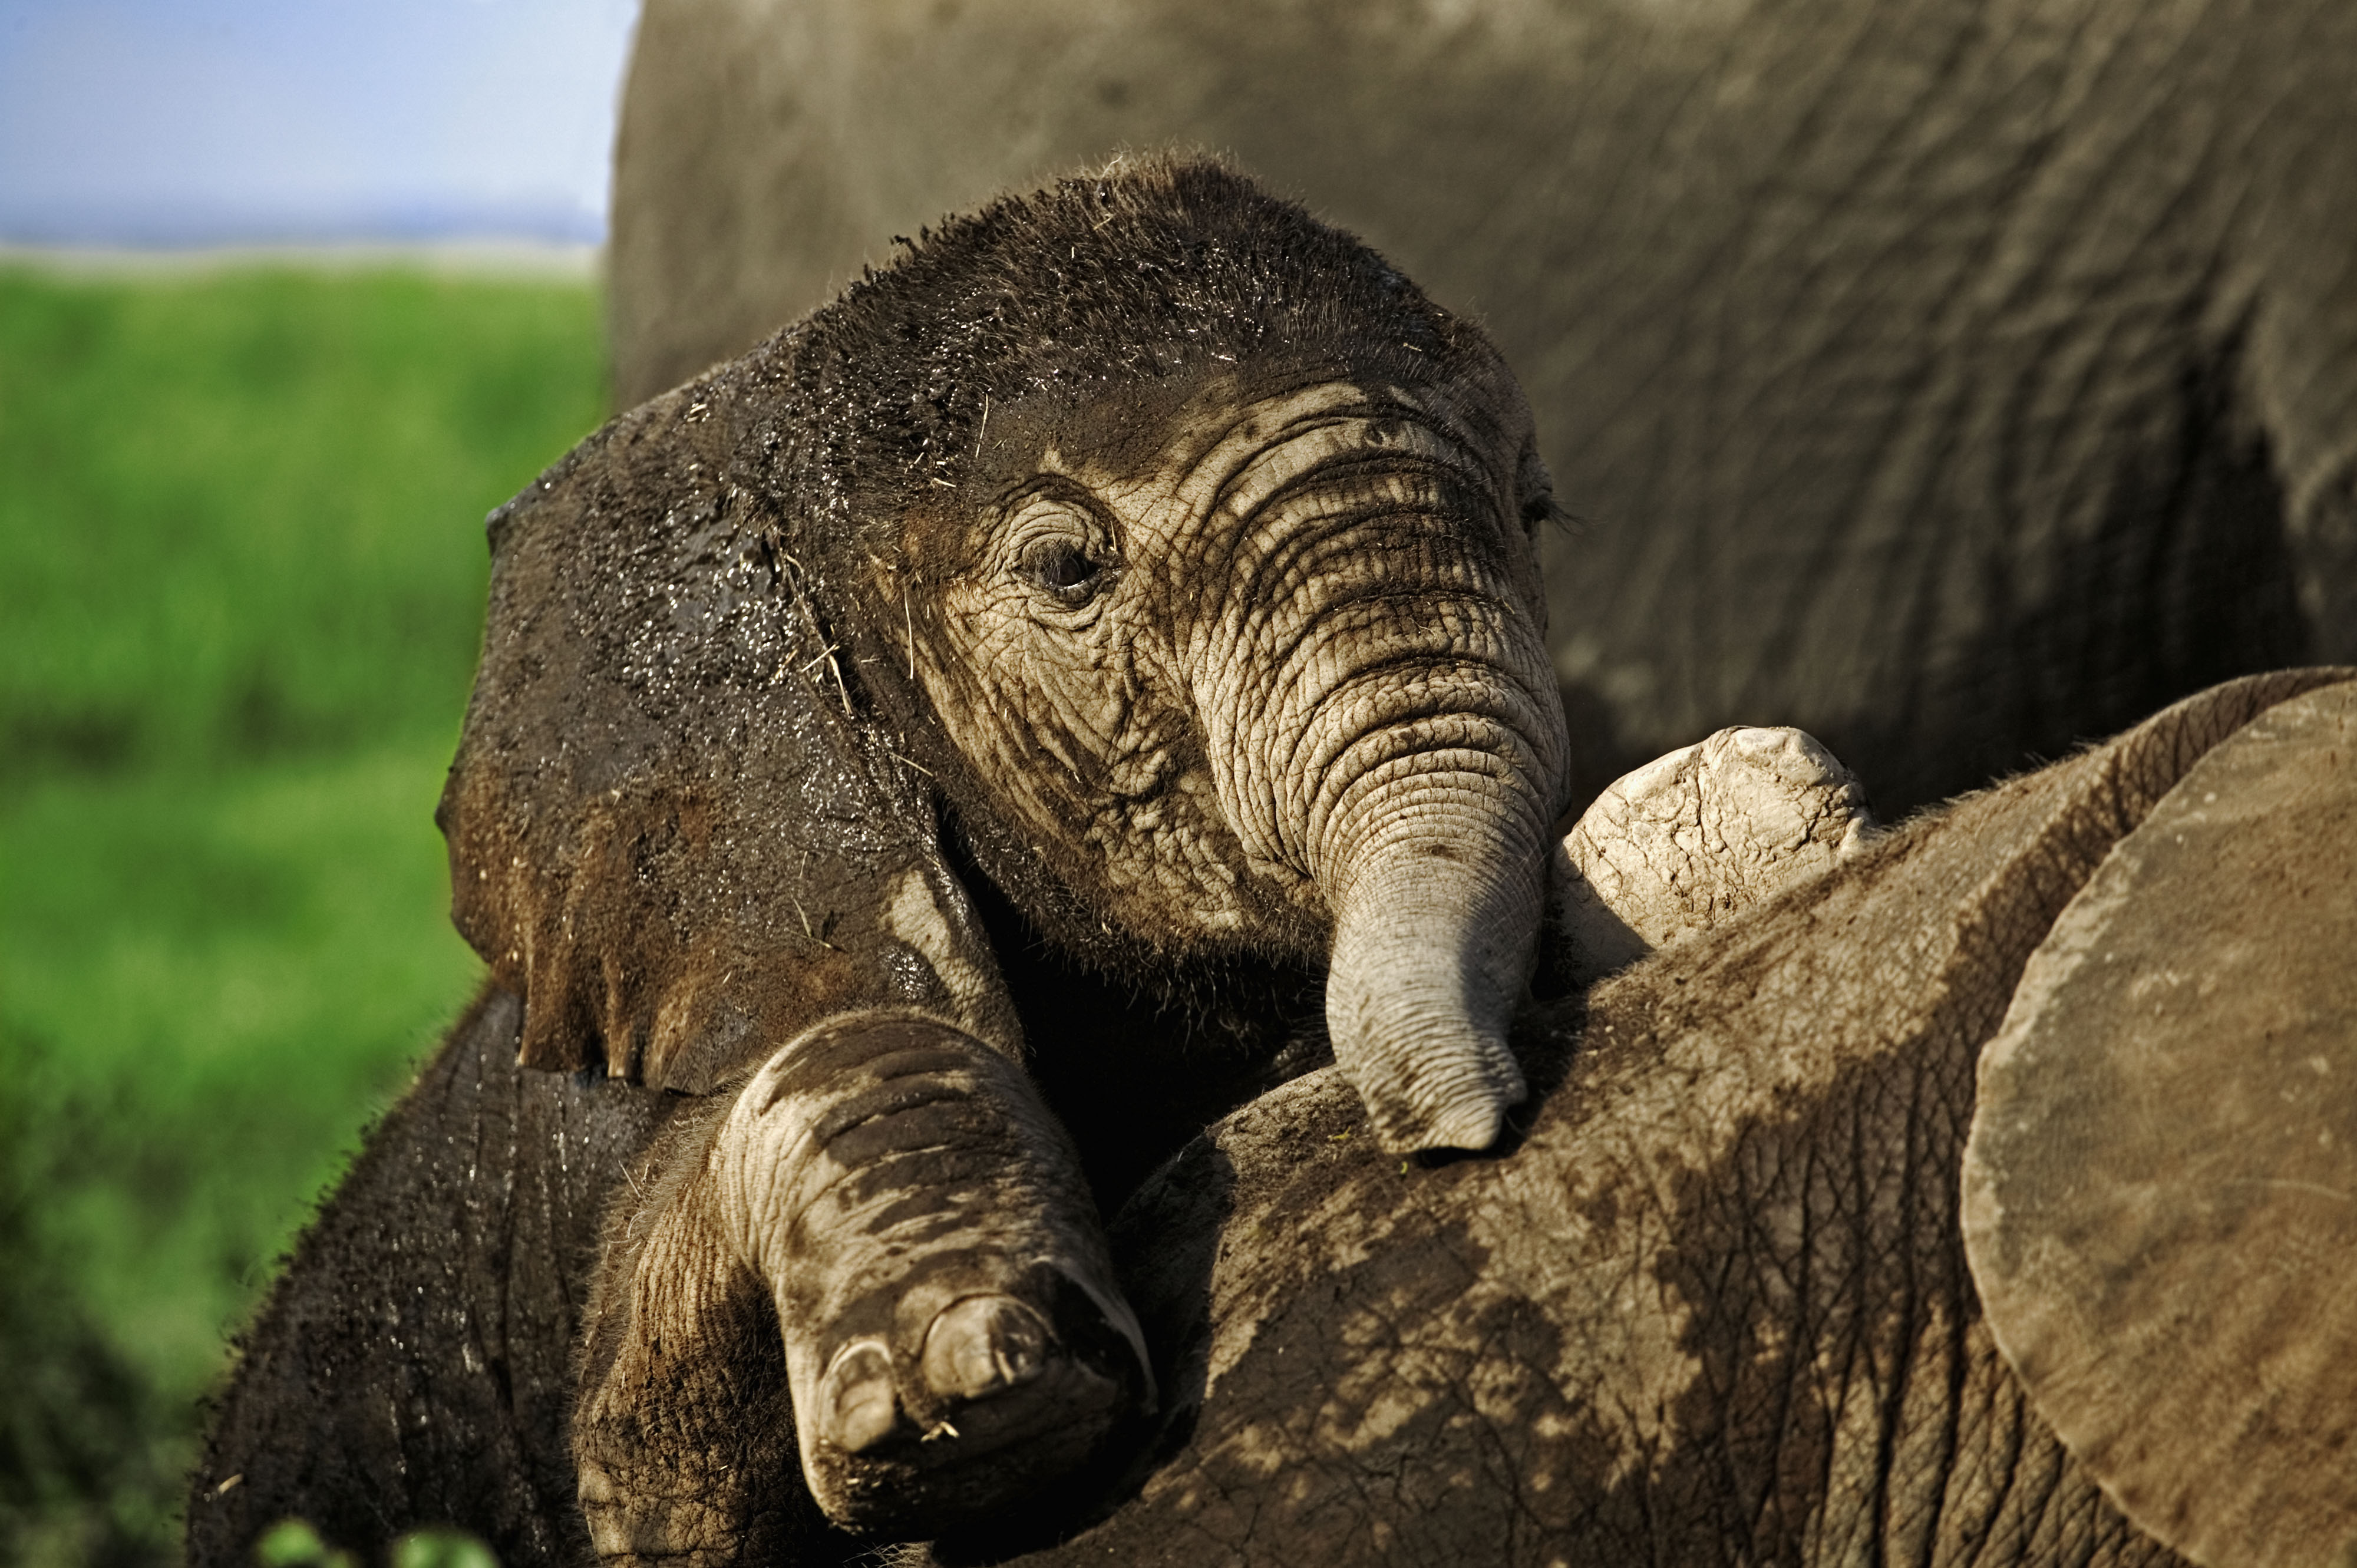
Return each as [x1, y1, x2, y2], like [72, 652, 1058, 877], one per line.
[1362, 1063, 1525, 1154]
[1410, 1094, 1511, 1154]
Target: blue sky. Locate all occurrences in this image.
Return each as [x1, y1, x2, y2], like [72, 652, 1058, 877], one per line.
[0, 0, 638, 246]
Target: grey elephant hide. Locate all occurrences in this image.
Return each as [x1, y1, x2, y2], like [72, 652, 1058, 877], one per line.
[192, 670, 2357, 1567]
[980, 668, 2357, 1568]
[608, 0, 2357, 812]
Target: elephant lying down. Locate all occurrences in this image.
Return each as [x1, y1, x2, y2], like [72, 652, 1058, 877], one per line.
[190, 668, 2357, 1567]
[1049, 671, 2357, 1568]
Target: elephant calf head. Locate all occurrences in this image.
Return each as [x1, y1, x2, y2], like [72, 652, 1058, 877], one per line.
[432, 159, 1569, 1549]
[863, 305, 1569, 1154]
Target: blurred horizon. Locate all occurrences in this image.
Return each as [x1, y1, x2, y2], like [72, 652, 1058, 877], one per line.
[2, 11, 642, 1559]
[0, 0, 638, 250]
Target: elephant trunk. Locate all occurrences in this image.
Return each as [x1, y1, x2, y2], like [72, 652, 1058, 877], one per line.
[1187, 424, 1570, 1153]
[1311, 721, 1555, 1154]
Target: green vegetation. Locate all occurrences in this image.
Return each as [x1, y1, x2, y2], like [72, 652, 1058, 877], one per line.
[0, 261, 608, 1564]
[253, 1517, 497, 1568]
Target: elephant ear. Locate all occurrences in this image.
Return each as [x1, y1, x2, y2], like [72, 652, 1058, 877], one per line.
[1962, 677, 2357, 1568]
[437, 371, 1021, 1093]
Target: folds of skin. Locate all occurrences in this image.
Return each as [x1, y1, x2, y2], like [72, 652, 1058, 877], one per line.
[573, 1012, 1150, 1556]
[920, 377, 1569, 1155]
[1173, 383, 1566, 1153]
[1318, 754, 1553, 1153]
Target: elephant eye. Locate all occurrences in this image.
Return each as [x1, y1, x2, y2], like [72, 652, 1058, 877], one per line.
[1002, 487, 1118, 609]
[1018, 537, 1107, 602]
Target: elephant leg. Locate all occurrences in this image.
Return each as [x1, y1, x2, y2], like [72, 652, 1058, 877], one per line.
[573, 1011, 1151, 1557]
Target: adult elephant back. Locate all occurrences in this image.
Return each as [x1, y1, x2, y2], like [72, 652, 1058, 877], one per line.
[610, 0, 2357, 811]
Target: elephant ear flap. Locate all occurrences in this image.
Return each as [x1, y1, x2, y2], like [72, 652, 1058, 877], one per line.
[437, 378, 1021, 1094]
[1961, 676, 2357, 1568]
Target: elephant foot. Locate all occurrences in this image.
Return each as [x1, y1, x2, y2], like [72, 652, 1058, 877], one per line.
[1552, 725, 1874, 988]
[741, 1015, 1153, 1534]
[797, 1266, 1141, 1532]
[574, 1010, 1153, 1556]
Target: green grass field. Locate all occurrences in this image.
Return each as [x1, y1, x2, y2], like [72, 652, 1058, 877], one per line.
[0, 262, 610, 1564]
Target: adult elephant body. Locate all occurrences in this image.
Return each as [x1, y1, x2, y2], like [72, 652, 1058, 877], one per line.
[190, 672, 2357, 1566]
[1034, 671, 2357, 1568]
[611, 0, 2357, 809]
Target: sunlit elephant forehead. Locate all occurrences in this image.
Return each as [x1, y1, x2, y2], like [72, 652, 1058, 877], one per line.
[1028, 378, 1521, 554]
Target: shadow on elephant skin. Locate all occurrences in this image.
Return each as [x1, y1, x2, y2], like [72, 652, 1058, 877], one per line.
[927, 992, 1592, 1564]
[923, 1135, 1239, 1565]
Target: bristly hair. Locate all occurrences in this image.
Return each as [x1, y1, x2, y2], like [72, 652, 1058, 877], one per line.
[765, 154, 1489, 547]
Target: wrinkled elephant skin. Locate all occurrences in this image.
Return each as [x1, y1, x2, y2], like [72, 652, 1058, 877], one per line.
[190, 670, 2357, 1567]
[610, 0, 2357, 812]
[194, 163, 1573, 1559]
[995, 670, 2357, 1568]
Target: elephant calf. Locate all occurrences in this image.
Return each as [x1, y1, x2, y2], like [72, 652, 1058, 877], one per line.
[204, 157, 1573, 1553]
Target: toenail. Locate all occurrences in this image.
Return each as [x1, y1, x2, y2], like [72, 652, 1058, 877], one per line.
[921, 1294, 1049, 1401]
[819, 1339, 899, 1452]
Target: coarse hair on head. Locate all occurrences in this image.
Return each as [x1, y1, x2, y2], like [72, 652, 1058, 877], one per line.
[770, 153, 1500, 546]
